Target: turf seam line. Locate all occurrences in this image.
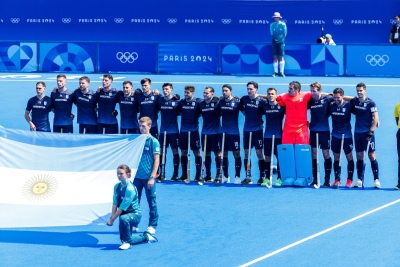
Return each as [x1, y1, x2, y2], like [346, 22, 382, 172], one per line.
[239, 198, 400, 267]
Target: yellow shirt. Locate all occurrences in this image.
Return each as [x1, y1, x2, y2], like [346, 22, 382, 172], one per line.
[393, 102, 400, 128]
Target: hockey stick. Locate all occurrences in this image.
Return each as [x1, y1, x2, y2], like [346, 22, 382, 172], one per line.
[361, 140, 371, 190]
[266, 135, 275, 189]
[159, 131, 167, 182]
[103, 127, 105, 134]
[185, 131, 191, 184]
[199, 134, 207, 186]
[314, 133, 321, 189]
[245, 132, 253, 180]
[214, 133, 225, 186]
[83, 128, 86, 134]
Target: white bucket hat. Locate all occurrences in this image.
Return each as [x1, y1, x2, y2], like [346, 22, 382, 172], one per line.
[272, 12, 282, 18]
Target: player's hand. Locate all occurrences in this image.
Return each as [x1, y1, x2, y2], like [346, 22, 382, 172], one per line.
[367, 131, 374, 140]
[52, 87, 58, 93]
[70, 114, 75, 120]
[153, 89, 160, 95]
[147, 178, 155, 189]
[112, 110, 118, 117]
[212, 96, 219, 101]
[134, 88, 142, 95]
[97, 86, 103, 93]
[29, 121, 36, 131]
[173, 94, 180, 100]
[107, 219, 113, 226]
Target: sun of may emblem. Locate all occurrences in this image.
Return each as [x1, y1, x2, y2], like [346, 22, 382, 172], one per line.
[22, 174, 58, 202]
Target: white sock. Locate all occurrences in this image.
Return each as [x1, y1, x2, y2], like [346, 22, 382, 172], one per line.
[273, 62, 278, 73]
[279, 61, 285, 74]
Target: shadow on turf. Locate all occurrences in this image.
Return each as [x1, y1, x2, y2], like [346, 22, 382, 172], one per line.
[0, 230, 132, 250]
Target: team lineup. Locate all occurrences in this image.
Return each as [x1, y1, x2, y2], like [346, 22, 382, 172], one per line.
[25, 74, 385, 190]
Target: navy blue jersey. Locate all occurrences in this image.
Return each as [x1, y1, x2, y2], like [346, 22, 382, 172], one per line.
[96, 88, 119, 124]
[135, 92, 160, 127]
[263, 102, 285, 138]
[51, 89, 75, 126]
[157, 96, 180, 133]
[308, 94, 333, 132]
[219, 97, 241, 135]
[178, 97, 202, 133]
[350, 97, 377, 133]
[117, 91, 139, 129]
[329, 101, 353, 138]
[239, 96, 266, 132]
[26, 95, 52, 132]
[74, 89, 97, 125]
[199, 99, 221, 135]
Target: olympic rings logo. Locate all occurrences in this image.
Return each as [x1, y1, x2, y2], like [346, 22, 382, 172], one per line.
[10, 18, 20, 23]
[114, 18, 124, 23]
[62, 18, 71, 23]
[221, 19, 232, 24]
[116, 52, 138, 63]
[333, 19, 343, 25]
[281, 19, 287, 24]
[365, 54, 389, 66]
[167, 18, 177, 24]
[390, 19, 396, 24]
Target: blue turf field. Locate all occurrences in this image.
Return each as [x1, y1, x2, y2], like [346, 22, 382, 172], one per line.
[1, 73, 400, 266]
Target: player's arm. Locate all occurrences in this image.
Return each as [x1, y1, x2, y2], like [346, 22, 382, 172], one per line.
[147, 153, 160, 189]
[24, 110, 36, 131]
[370, 111, 379, 132]
[107, 204, 121, 226]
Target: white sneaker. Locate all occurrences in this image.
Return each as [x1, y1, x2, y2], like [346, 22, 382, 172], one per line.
[119, 242, 131, 250]
[145, 232, 158, 243]
[222, 176, 230, 183]
[354, 179, 362, 188]
[132, 227, 139, 233]
[146, 226, 156, 235]
[374, 179, 381, 188]
[234, 176, 241, 184]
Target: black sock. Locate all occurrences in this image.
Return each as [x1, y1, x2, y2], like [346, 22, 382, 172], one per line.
[215, 157, 221, 177]
[235, 157, 242, 177]
[356, 160, 364, 179]
[333, 161, 340, 180]
[265, 161, 271, 179]
[173, 154, 180, 175]
[324, 157, 332, 179]
[312, 159, 317, 183]
[205, 156, 211, 176]
[223, 158, 229, 177]
[195, 156, 202, 176]
[347, 160, 354, 180]
[371, 159, 379, 180]
[258, 160, 265, 178]
[181, 155, 188, 178]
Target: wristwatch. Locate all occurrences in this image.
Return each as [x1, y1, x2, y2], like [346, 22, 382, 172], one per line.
[150, 175, 155, 179]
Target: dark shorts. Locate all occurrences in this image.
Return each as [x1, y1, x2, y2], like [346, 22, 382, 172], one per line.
[201, 133, 220, 153]
[221, 133, 240, 152]
[97, 123, 118, 134]
[79, 124, 97, 134]
[354, 132, 376, 153]
[243, 130, 263, 150]
[331, 136, 353, 155]
[179, 130, 201, 151]
[120, 128, 139, 134]
[159, 132, 179, 149]
[53, 125, 73, 133]
[272, 42, 285, 56]
[310, 131, 330, 150]
[263, 137, 282, 156]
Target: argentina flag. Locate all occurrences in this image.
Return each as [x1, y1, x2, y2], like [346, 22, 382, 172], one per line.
[0, 127, 147, 228]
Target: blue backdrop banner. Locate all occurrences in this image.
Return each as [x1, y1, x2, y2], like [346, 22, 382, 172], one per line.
[0, 42, 37, 72]
[346, 45, 400, 76]
[98, 43, 157, 73]
[39, 43, 96, 72]
[158, 44, 218, 73]
[311, 45, 344, 76]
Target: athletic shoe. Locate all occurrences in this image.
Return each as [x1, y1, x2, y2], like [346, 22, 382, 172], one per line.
[280, 72, 285, 77]
[257, 177, 265, 185]
[323, 179, 330, 188]
[345, 179, 353, 188]
[222, 176, 230, 183]
[331, 179, 340, 188]
[119, 242, 131, 250]
[234, 176, 241, 185]
[394, 184, 400, 190]
[354, 179, 362, 188]
[275, 178, 283, 187]
[176, 176, 187, 182]
[144, 231, 158, 243]
[146, 226, 156, 235]
[194, 174, 201, 183]
[310, 181, 317, 187]
[261, 178, 271, 187]
[241, 178, 252, 186]
[214, 177, 222, 186]
[272, 72, 279, 77]
[170, 174, 179, 182]
[132, 227, 139, 233]
[204, 176, 213, 183]
[374, 179, 381, 189]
